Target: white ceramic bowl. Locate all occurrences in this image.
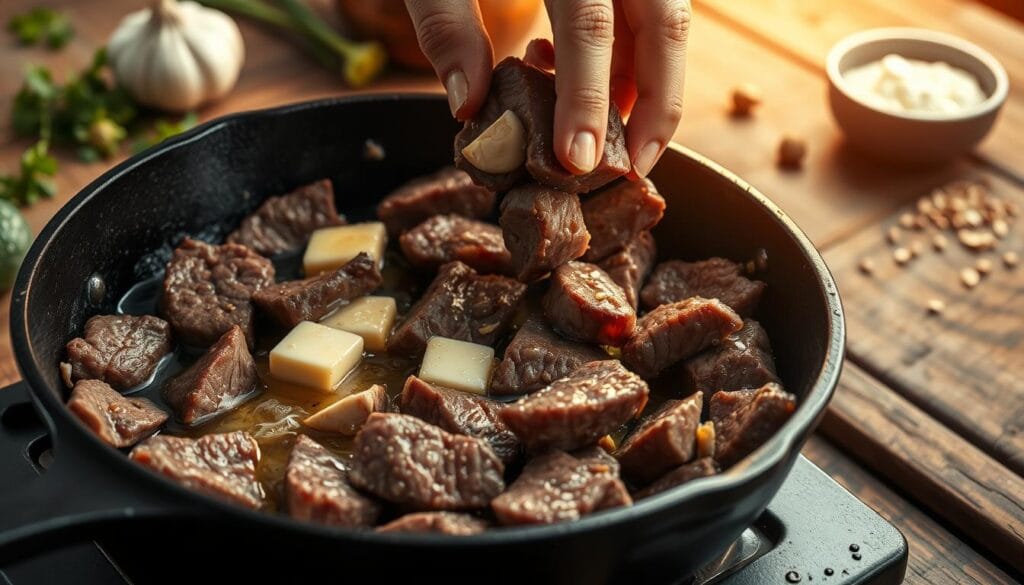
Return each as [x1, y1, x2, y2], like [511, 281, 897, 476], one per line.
[827, 27, 1008, 165]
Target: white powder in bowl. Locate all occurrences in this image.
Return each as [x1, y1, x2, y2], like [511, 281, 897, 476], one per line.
[844, 53, 986, 115]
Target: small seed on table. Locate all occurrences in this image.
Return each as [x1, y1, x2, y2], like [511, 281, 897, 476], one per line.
[858, 258, 875, 275]
[1004, 251, 1020, 268]
[730, 83, 763, 116]
[932, 234, 948, 251]
[960, 267, 981, 288]
[909, 240, 925, 258]
[958, 228, 996, 251]
[975, 258, 993, 275]
[927, 299, 945, 315]
[777, 135, 807, 168]
[893, 247, 912, 265]
[993, 219, 1009, 238]
[899, 213, 915, 229]
[887, 226, 901, 245]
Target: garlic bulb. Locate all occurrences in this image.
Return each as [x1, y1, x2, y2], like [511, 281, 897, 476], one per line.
[107, 0, 244, 112]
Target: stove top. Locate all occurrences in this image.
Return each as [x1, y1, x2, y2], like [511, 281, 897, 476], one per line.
[0, 455, 906, 585]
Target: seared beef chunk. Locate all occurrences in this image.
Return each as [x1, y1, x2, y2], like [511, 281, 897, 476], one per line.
[65, 314, 173, 390]
[130, 431, 263, 508]
[685, 319, 778, 394]
[454, 57, 630, 194]
[492, 448, 632, 525]
[376, 167, 496, 236]
[159, 238, 275, 348]
[640, 258, 766, 316]
[399, 214, 513, 275]
[349, 413, 505, 510]
[377, 512, 488, 535]
[387, 261, 526, 356]
[543, 261, 636, 347]
[227, 179, 345, 255]
[500, 360, 649, 452]
[400, 376, 520, 464]
[253, 252, 382, 328]
[622, 298, 743, 379]
[285, 435, 380, 527]
[499, 184, 590, 282]
[581, 179, 665, 262]
[635, 458, 719, 498]
[598, 231, 657, 310]
[615, 392, 703, 484]
[711, 383, 797, 468]
[163, 326, 258, 424]
[490, 316, 606, 396]
[67, 379, 167, 448]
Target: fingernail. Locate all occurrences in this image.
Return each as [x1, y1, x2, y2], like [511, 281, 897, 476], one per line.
[569, 131, 597, 173]
[633, 141, 663, 178]
[445, 70, 468, 118]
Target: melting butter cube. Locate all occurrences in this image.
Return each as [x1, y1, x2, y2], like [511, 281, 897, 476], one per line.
[320, 296, 397, 353]
[419, 337, 495, 395]
[304, 383, 388, 435]
[303, 222, 387, 276]
[270, 321, 363, 391]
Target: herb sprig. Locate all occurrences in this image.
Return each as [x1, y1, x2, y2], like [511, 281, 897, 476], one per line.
[7, 7, 74, 49]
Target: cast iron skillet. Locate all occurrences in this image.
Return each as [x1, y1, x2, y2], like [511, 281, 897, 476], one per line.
[0, 95, 844, 583]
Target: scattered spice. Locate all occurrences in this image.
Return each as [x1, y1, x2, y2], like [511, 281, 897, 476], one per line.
[958, 228, 996, 251]
[993, 219, 1009, 238]
[887, 226, 901, 245]
[975, 258, 993, 275]
[1004, 251, 1019, 268]
[960, 267, 981, 288]
[932, 234, 948, 251]
[893, 247, 912, 265]
[858, 257, 875, 275]
[730, 83, 762, 117]
[777, 135, 807, 169]
[927, 299, 945, 315]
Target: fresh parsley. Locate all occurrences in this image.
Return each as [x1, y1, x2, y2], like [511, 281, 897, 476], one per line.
[0, 140, 57, 207]
[7, 7, 74, 49]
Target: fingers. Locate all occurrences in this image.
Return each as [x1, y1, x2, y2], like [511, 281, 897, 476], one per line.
[523, 38, 555, 71]
[610, 0, 637, 117]
[406, 0, 494, 120]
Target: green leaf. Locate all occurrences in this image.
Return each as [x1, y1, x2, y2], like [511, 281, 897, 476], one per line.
[0, 140, 58, 207]
[7, 7, 74, 49]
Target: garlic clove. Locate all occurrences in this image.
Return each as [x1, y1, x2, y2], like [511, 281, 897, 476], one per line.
[461, 110, 528, 174]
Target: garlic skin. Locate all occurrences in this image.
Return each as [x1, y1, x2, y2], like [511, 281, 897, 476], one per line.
[107, 0, 244, 112]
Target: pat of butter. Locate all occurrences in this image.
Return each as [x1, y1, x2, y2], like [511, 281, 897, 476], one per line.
[304, 383, 387, 435]
[320, 296, 397, 353]
[419, 336, 494, 395]
[270, 321, 363, 391]
[303, 222, 387, 276]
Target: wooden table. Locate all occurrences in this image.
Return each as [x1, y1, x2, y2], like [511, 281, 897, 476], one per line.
[1, 1, 1022, 582]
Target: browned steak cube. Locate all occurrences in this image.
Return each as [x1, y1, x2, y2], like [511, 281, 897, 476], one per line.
[615, 392, 703, 485]
[159, 238, 275, 348]
[500, 360, 649, 452]
[543, 261, 636, 347]
[635, 458, 719, 499]
[162, 325, 258, 424]
[454, 57, 629, 194]
[400, 376, 520, 465]
[685, 319, 779, 394]
[490, 315, 606, 396]
[387, 261, 526, 356]
[623, 298, 743, 379]
[598, 231, 657, 310]
[711, 383, 796, 468]
[65, 314, 173, 390]
[130, 431, 263, 508]
[376, 167, 496, 236]
[499, 184, 590, 282]
[349, 413, 505, 510]
[285, 435, 380, 527]
[492, 448, 632, 525]
[67, 379, 167, 448]
[399, 214, 513, 275]
[253, 252, 382, 328]
[227, 179, 345, 255]
[640, 258, 766, 317]
[376, 512, 488, 535]
[581, 179, 665, 262]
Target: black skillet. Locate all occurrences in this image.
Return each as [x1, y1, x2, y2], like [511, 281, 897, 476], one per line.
[0, 95, 844, 584]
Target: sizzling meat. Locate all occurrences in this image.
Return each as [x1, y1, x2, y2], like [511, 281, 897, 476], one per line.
[490, 315, 606, 396]
[635, 458, 719, 498]
[67, 379, 167, 448]
[711, 383, 797, 468]
[598, 231, 657, 310]
[685, 319, 779, 394]
[614, 392, 703, 484]
[399, 214, 513, 275]
[376, 167, 496, 236]
[285, 435, 380, 527]
[581, 179, 665, 262]
[227, 179, 345, 255]
[162, 325, 258, 424]
[499, 184, 590, 282]
[376, 512, 488, 535]
[65, 314, 173, 390]
[543, 261, 636, 347]
[641, 258, 766, 317]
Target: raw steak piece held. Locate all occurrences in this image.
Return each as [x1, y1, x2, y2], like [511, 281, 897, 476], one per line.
[376, 167, 496, 236]
[684, 319, 779, 394]
[711, 383, 797, 468]
[130, 431, 263, 508]
[303, 384, 389, 435]
[499, 184, 590, 282]
[163, 325, 258, 424]
[65, 314, 173, 390]
[500, 360, 649, 452]
[285, 435, 380, 527]
[598, 231, 657, 310]
[641, 257, 766, 317]
[543, 261, 636, 347]
[581, 179, 665, 262]
[227, 179, 345, 255]
[622, 298, 743, 379]
[67, 379, 167, 448]
[614, 392, 703, 485]
[376, 512, 488, 535]
[399, 214, 513, 275]
[635, 458, 719, 499]
[490, 316, 606, 396]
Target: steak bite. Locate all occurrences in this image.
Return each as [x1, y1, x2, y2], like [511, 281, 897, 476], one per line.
[640, 257, 766, 317]
[622, 298, 743, 379]
[500, 360, 649, 452]
[387, 261, 526, 356]
[598, 231, 657, 310]
[499, 184, 590, 282]
[635, 458, 719, 499]
[159, 238, 275, 348]
[711, 383, 797, 468]
[490, 315, 606, 396]
[454, 57, 630, 194]
[65, 314, 173, 390]
[543, 261, 636, 347]
[253, 252, 382, 328]
[685, 319, 779, 394]
[614, 392, 703, 485]
[492, 448, 632, 525]
[349, 413, 505, 510]
[376, 167, 496, 236]
[285, 435, 381, 527]
[377, 512, 488, 535]
[163, 325, 258, 424]
[581, 179, 665, 262]
[67, 379, 167, 448]
[130, 431, 263, 508]
[399, 214, 513, 275]
[227, 179, 345, 255]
